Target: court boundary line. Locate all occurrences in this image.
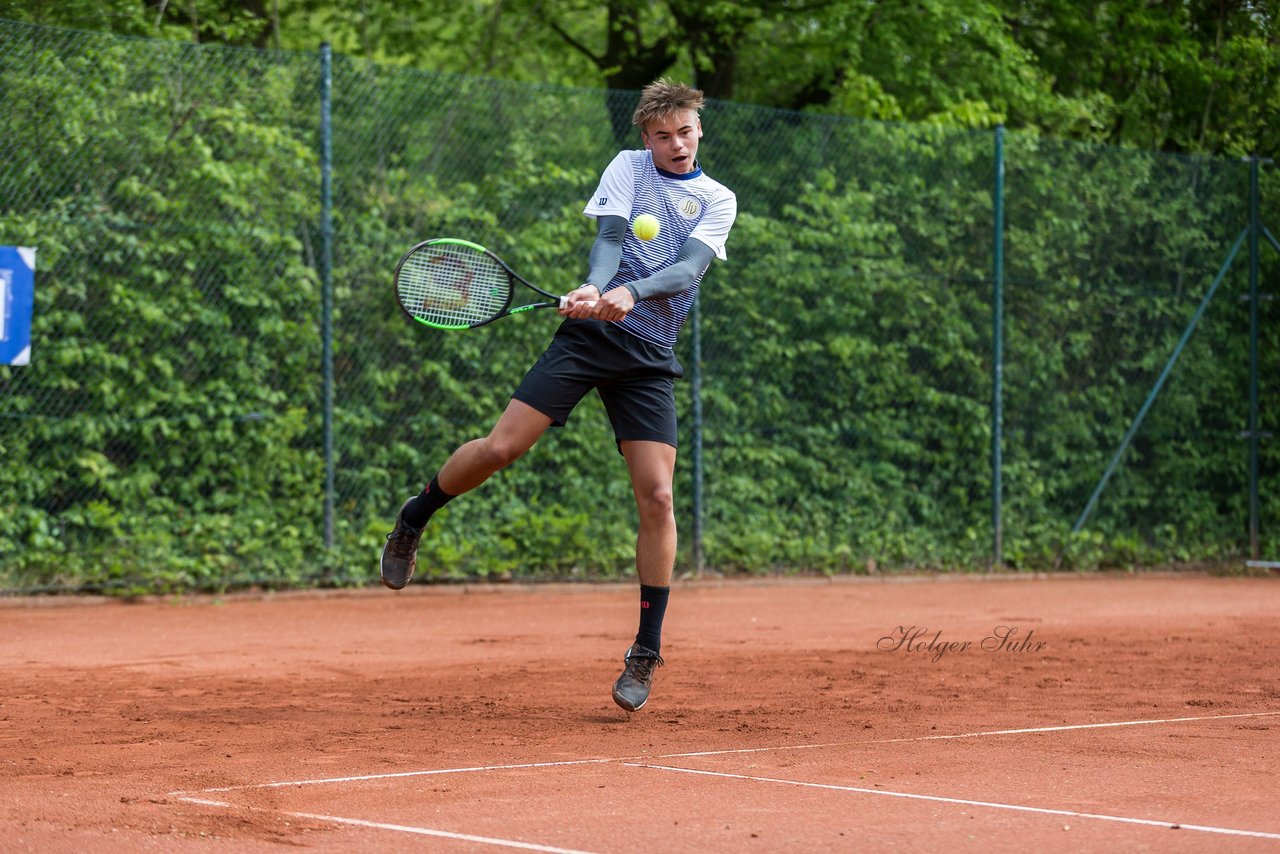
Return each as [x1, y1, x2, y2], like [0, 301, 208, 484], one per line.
[281, 810, 599, 853]
[173, 796, 599, 853]
[191, 758, 621, 793]
[170, 708, 1280, 795]
[166, 709, 1280, 848]
[626, 763, 1280, 841]
[666, 709, 1280, 758]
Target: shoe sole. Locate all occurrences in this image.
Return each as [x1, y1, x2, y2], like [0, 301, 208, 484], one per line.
[611, 687, 647, 712]
[379, 545, 413, 590]
[380, 499, 419, 591]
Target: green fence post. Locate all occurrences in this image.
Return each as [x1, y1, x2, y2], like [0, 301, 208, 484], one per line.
[991, 125, 1005, 570]
[320, 43, 335, 551]
[691, 290, 705, 574]
[1248, 154, 1260, 560]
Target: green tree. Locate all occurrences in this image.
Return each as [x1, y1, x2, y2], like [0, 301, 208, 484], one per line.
[1010, 0, 1279, 155]
[4, 0, 1274, 154]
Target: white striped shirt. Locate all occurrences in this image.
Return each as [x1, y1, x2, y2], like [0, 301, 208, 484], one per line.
[583, 150, 737, 348]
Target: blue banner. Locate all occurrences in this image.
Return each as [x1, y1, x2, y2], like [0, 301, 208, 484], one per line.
[0, 246, 36, 366]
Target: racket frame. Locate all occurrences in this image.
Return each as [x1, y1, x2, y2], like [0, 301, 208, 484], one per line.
[393, 238, 567, 330]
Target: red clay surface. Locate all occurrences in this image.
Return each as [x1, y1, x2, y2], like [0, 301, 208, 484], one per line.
[2, 573, 1278, 852]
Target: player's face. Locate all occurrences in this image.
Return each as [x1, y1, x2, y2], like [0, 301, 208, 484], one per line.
[642, 109, 703, 174]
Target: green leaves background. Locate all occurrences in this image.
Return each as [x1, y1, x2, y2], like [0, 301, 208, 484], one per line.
[0, 20, 1275, 591]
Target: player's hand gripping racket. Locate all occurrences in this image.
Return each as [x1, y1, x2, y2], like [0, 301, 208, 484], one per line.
[394, 238, 572, 330]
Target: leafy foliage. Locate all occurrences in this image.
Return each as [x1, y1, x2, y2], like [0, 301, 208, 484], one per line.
[0, 21, 1275, 593]
[2, 0, 1273, 155]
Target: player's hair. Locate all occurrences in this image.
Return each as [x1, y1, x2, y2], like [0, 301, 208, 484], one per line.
[632, 79, 706, 130]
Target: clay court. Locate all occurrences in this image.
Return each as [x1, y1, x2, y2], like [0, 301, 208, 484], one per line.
[2, 573, 1278, 852]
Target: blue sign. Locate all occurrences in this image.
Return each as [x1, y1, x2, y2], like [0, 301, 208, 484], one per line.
[0, 246, 36, 366]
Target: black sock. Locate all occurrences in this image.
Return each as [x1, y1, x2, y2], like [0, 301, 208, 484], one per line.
[635, 585, 670, 654]
[402, 475, 455, 528]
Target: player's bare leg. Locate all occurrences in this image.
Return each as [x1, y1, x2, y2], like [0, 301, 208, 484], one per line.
[436, 399, 553, 495]
[624, 439, 678, 586]
[611, 439, 677, 711]
[381, 400, 552, 590]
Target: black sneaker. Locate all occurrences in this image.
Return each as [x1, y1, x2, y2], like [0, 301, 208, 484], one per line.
[611, 644, 664, 711]
[380, 499, 423, 590]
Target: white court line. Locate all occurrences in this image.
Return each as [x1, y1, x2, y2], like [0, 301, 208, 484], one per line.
[166, 709, 1280, 848]
[895, 710, 1280, 743]
[661, 709, 1280, 760]
[166, 795, 600, 854]
[177, 796, 234, 808]
[282, 811, 598, 854]
[191, 758, 618, 793]
[171, 709, 1280, 795]
[628, 763, 1280, 842]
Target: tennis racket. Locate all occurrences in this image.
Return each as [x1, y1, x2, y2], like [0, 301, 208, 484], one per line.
[393, 238, 573, 330]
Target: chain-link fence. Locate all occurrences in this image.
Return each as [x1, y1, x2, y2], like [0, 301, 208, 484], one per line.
[1, 20, 1275, 593]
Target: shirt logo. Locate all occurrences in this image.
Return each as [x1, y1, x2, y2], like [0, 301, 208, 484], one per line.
[678, 197, 702, 219]
[598, 196, 608, 206]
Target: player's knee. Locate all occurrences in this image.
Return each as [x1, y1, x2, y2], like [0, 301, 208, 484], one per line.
[476, 437, 527, 471]
[636, 485, 674, 520]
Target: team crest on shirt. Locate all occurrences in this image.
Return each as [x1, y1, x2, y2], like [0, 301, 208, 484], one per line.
[677, 197, 702, 219]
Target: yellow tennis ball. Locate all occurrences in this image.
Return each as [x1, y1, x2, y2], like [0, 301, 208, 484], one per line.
[632, 214, 660, 241]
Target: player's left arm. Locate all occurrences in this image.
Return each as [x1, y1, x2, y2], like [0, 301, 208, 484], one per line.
[627, 240, 717, 302]
[591, 239, 715, 321]
[594, 192, 737, 320]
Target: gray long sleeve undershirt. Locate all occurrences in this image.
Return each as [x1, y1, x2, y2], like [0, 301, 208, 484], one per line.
[585, 215, 715, 302]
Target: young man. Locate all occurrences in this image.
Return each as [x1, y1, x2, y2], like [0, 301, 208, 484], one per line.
[380, 79, 737, 712]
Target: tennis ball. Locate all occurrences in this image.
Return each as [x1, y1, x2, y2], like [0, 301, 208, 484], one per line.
[632, 214, 660, 241]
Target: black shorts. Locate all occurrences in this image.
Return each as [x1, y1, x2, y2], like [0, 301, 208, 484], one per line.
[512, 318, 683, 447]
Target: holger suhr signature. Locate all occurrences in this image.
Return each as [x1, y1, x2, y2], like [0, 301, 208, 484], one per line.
[877, 625, 1047, 663]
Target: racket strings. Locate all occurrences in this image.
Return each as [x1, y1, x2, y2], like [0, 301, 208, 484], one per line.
[398, 244, 510, 326]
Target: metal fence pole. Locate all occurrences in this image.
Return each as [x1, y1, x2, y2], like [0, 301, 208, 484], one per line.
[991, 125, 1005, 570]
[691, 290, 705, 574]
[1248, 154, 1260, 559]
[320, 43, 335, 551]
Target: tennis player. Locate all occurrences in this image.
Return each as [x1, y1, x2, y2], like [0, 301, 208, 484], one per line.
[381, 79, 737, 712]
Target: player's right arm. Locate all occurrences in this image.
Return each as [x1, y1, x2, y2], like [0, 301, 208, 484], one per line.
[562, 215, 626, 317]
[585, 214, 627, 290]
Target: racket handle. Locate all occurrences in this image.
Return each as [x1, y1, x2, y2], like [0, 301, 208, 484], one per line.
[557, 297, 598, 310]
